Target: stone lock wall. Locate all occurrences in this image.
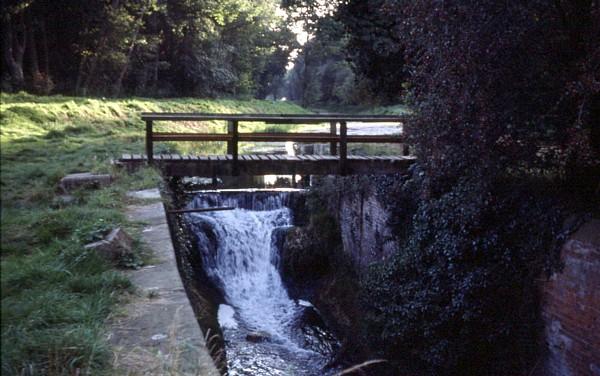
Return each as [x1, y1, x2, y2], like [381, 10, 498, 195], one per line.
[338, 189, 398, 270]
[539, 219, 600, 376]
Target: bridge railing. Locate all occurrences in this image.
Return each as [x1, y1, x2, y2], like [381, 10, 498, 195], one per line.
[140, 113, 409, 174]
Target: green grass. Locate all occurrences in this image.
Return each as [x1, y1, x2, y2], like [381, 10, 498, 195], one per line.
[301, 102, 412, 156]
[307, 103, 412, 116]
[0, 92, 311, 375]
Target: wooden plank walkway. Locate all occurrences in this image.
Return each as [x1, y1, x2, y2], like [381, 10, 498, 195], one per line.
[119, 153, 415, 177]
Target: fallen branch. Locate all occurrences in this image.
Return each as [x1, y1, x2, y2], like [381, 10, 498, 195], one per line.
[335, 359, 388, 376]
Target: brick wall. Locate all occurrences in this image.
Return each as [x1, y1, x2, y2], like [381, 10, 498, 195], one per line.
[538, 219, 600, 376]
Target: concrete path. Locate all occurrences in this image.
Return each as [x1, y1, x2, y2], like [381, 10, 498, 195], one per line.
[109, 189, 220, 376]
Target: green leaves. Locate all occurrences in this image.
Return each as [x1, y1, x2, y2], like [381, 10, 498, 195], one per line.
[2, 0, 295, 98]
[360, 176, 566, 375]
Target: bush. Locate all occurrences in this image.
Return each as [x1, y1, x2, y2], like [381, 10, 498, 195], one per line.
[280, 213, 341, 284]
[342, 1, 597, 372]
[361, 176, 570, 375]
[395, 0, 599, 196]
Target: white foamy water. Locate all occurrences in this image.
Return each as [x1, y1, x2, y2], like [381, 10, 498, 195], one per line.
[218, 304, 239, 329]
[198, 207, 301, 344]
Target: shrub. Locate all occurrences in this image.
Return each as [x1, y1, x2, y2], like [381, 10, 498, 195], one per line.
[393, 0, 600, 196]
[361, 176, 571, 375]
[346, 1, 597, 372]
[280, 212, 341, 284]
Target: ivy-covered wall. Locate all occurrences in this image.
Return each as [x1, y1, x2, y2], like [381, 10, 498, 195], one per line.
[299, 171, 591, 375]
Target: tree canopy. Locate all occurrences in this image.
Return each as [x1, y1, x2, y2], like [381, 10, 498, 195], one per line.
[1, 0, 297, 97]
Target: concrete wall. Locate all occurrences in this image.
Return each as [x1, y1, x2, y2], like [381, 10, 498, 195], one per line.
[338, 186, 398, 270]
[539, 219, 600, 376]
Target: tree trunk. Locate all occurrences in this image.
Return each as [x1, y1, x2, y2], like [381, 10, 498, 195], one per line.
[75, 55, 87, 95]
[152, 46, 160, 93]
[2, 15, 27, 90]
[301, 28, 310, 107]
[40, 18, 50, 76]
[26, 14, 42, 91]
[112, 47, 130, 96]
[27, 17, 40, 76]
[113, 3, 150, 96]
[81, 47, 101, 96]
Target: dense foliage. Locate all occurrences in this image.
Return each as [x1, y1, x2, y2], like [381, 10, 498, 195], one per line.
[336, 0, 406, 103]
[289, 0, 598, 374]
[277, 2, 352, 105]
[393, 0, 599, 195]
[281, 19, 358, 105]
[282, 0, 408, 105]
[359, 1, 599, 374]
[363, 173, 573, 375]
[1, 0, 296, 97]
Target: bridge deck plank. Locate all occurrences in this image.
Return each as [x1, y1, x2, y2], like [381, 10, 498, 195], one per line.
[118, 154, 415, 176]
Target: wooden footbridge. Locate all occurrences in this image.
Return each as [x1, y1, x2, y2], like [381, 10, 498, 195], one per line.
[118, 113, 415, 177]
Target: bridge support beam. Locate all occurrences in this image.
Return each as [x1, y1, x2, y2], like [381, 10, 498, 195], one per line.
[146, 120, 153, 163]
[339, 121, 347, 175]
[118, 154, 416, 176]
[330, 121, 337, 155]
[227, 120, 239, 175]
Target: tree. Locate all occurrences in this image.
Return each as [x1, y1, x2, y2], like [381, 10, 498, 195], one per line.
[390, 0, 599, 194]
[281, 2, 358, 105]
[336, 0, 406, 103]
[0, 0, 296, 98]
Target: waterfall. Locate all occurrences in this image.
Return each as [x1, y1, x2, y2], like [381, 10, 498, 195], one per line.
[196, 207, 299, 338]
[185, 190, 338, 375]
[188, 189, 297, 211]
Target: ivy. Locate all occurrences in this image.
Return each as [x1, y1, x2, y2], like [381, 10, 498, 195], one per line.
[360, 175, 570, 375]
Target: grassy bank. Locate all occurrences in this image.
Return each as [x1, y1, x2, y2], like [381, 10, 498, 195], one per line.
[308, 103, 411, 116]
[0, 92, 309, 375]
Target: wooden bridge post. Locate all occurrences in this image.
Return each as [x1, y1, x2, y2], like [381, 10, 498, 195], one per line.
[339, 121, 347, 175]
[227, 120, 239, 175]
[145, 120, 153, 163]
[330, 121, 337, 155]
[402, 143, 410, 156]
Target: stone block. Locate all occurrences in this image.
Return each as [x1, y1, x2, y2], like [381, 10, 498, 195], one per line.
[246, 331, 271, 343]
[60, 172, 112, 193]
[84, 227, 134, 263]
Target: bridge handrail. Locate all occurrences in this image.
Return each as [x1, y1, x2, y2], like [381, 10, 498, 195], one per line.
[141, 112, 409, 123]
[142, 112, 410, 175]
[151, 132, 405, 143]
